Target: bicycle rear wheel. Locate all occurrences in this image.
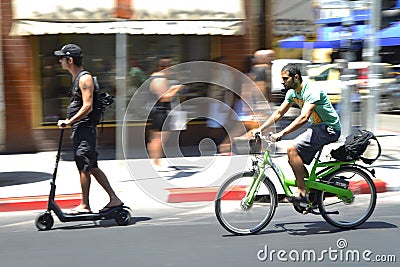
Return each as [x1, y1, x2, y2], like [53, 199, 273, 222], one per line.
[215, 171, 277, 235]
[317, 166, 377, 229]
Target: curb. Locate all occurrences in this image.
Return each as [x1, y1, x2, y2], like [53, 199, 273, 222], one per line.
[0, 193, 81, 213]
[166, 186, 247, 203]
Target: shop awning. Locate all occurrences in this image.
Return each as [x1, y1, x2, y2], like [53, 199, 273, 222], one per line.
[317, 25, 368, 42]
[377, 21, 400, 46]
[10, 20, 244, 36]
[10, 0, 245, 36]
[278, 35, 340, 49]
[277, 35, 306, 48]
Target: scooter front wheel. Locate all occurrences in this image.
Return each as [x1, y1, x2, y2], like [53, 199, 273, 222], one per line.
[115, 209, 131, 226]
[35, 212, 54, 231]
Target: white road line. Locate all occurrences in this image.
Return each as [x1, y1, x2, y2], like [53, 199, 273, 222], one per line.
[0, 220, 33, 228]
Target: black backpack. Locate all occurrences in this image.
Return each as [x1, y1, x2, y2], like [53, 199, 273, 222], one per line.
[70, 70, 114, 125]
[331, 129, 381, 164]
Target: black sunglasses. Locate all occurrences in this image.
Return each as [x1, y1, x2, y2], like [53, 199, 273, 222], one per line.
[282, 76, 290, 81]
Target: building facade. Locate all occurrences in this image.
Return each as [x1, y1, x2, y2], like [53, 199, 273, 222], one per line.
[0, 0, 315, 154]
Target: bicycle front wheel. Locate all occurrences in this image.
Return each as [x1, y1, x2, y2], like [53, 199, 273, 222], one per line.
[317, 166, 377, 229]
[215, 171, 277, 235]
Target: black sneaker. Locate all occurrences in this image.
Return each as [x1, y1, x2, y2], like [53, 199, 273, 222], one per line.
[286, 193, 309, 204]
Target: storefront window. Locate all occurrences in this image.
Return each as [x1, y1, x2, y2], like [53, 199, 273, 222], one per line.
[38, 34, 210, 125]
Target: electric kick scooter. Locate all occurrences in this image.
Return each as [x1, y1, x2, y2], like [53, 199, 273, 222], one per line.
[35, 127, 131, 230]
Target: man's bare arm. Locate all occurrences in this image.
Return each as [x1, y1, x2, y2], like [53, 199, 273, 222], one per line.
[58, 74, 95, 128]
[258, 101, 291, 132]
[279, 102, 315, 137]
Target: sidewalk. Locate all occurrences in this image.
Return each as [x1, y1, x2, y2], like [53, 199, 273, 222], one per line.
[1, 128, 399, 214]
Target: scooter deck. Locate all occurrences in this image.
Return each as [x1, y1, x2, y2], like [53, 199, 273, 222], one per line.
[55, 206, 130, 222]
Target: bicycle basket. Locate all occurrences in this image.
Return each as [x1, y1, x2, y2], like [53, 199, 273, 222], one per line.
[249, 137, 262, 154]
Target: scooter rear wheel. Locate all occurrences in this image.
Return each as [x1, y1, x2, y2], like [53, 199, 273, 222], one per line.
[35, 212, 54, 231]
[115, 209, 131, 226]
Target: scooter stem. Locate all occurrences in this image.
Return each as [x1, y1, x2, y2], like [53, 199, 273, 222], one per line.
[52, 128, 64, 183]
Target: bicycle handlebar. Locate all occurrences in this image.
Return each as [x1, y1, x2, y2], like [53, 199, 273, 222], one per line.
[254, 132, 281, 143]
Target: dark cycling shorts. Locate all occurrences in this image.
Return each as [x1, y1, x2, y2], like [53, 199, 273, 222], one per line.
[71, 125, 98, 172]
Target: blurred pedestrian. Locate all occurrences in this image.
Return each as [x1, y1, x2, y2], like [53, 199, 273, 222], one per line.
[55, 43, 123, 213]
[148, 57, 183, 171]
[129, 58, 146, 92]
[207, 57, 235, 154]
[215, 57, 263, 155]
[250, 49, 275, 102]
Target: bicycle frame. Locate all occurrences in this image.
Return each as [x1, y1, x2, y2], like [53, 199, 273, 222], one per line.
[244, 139, 355, 207]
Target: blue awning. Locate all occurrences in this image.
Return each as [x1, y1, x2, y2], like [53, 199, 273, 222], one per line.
[278, 35, 339, 49]
[377, 22, 400, 46]
[277, 35, 306, 48]
[311, 40, 340, 49]
[317, 25, 368, 41]
[278, 22, 400, 49]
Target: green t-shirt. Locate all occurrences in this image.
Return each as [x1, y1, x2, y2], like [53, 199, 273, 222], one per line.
[284, 80, 341, 130]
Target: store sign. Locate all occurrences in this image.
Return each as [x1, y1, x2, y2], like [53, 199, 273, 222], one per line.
[10, 0, 245, 35]
[317, 25, 369, 41]
[12, 0, 115, 21]
[274, 0, 315, 36]
[12, 0, 244, 21]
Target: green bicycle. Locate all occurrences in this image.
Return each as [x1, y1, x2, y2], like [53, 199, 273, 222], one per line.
[215, 133, 380, 235]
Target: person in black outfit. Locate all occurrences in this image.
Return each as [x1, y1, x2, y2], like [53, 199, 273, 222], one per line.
[55, 44, 123, 213]
[148, 58, 183, 171]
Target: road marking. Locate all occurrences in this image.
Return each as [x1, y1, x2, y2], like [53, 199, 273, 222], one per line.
[0, 220, 33, 228]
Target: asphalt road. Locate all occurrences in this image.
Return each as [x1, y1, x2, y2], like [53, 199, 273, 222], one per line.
[0, 192, 398, 267]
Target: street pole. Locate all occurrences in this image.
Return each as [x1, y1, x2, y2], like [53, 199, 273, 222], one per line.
[115, 33, 128, 159]
[364, 0, 381, 132]
[340, 73, 356, 139]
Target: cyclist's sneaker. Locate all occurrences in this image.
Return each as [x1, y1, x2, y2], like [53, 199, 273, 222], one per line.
[287, 193, 309, 204]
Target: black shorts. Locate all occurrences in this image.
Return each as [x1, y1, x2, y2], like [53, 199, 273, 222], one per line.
[71, 125, 98, 172]
[149, 102, 171, 131]
[293, 124, 341, 165]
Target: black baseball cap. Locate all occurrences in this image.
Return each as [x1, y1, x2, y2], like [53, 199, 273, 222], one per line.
[54, 44, 83, 58]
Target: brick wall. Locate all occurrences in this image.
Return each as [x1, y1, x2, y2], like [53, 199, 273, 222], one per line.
[220, 0, 257, 73]
[1, 0, 37, 152]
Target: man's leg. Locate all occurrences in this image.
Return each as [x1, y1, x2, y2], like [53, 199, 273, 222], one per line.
[287, 144, 307, 196]
[91, 167, 123, 208]
[77, 170, 92, 212]
[148, 130, 162, 166]
[70, 131, 92, 213]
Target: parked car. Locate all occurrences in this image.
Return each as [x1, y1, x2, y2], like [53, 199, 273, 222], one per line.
[378, 81, 400, 112]
[307, 62, 397, 110]
[376, 65, 400, 112]
[307, 63, 342, 106]
[355, 62, 398, 112]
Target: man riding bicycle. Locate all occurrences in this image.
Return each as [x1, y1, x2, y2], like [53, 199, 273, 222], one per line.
[249, 63, 341, 203]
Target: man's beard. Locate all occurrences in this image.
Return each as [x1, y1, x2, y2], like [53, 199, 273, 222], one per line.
[281, 87, 289, 94]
